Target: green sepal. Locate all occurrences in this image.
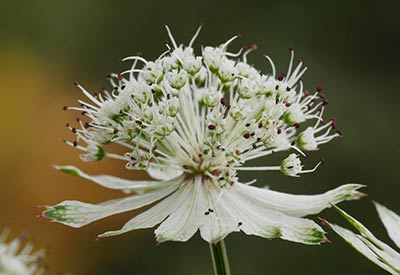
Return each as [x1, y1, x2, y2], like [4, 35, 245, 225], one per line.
[44, 205, 74, 223]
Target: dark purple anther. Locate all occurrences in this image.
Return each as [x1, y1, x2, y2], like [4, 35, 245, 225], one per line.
[331, 118, 337, 129]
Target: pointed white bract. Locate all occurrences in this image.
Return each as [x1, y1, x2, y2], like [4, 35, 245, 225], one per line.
[45, 26, 363, 244]
[0, 227, 46, 275]
[326, 204, 400, 274]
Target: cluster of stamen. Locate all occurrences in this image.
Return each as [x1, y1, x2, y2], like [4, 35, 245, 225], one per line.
[62, 25, 341, 185]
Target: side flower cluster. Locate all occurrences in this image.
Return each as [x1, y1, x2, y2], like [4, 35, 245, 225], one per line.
[0, 227, 46, 275]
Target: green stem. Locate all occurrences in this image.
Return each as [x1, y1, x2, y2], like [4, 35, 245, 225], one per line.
[209, 239, 231, 275]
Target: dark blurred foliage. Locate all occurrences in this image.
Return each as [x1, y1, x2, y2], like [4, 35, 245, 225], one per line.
[0, 0, 399, 274]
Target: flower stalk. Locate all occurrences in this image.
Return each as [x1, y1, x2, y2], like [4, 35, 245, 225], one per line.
[210, 239, 231, 275]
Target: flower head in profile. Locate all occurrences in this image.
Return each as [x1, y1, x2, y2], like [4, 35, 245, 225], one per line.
[325, 203, 400, 274]
[0, 227, 46, 275]
[43, 25, 364, 244]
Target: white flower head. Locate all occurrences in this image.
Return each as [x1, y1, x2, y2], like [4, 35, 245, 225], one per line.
[0, 227, 46, 275]
[201, 87, 222, 108]
[280, 154, 302, 177]
[46, 25, 363, 245]
[283, 103, 307, 125]
[325, 203, 400, 275]
[166, 69, 188, 90]
[296, 127, 318, 151]
[141, 61, 164, 84]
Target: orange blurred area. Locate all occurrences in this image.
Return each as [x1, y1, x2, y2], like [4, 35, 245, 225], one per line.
[0, 47, 152, 274]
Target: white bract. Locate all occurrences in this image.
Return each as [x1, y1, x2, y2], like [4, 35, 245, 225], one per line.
[44, 26, 363, 244]
[0, 228, 45, 275]
[326, 204, 400, 275]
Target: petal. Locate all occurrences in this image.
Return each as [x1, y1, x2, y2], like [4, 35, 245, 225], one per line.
[334, 206, 400, 256]
[55, 165, 169, 193]
[155, 178, 202, 242]
[147, 164, 183, 181]
[227, 185, 326, 244]
[97, 181, 193, 238]
[375, 202, 400, 249]
[235, 182, 364, 217]
[198, 181, 240, 243]
[43, 179, 182, 228]
[328, 223, 399, 275]
[360, 235, 400, 272]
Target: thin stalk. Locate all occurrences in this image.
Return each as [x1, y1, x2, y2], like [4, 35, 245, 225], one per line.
[209, 239, 231, 275]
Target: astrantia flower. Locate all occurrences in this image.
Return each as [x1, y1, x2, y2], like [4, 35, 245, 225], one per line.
[44, 26, 364, 244]
[0, 227, 45, 275]
[326, 204, 400, 274]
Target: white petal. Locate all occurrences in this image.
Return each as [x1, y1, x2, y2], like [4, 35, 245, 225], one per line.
[361, 235, 400, 272]
[228, 185, 326, 244]
[329, 223, 399, 275]
[334, 206, 400, 260]
[55, 165, 169, 193]
[98, 181, 193, 238]
[43, 179, 182, 228]
[155, 178, 202, 242]
[375, 202, 400, 249]
[198, 181, 240, 243]
[147, 164, 183, 181]
[235, 182, 364, 217]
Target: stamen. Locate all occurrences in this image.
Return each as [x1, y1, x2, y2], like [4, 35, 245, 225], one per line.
[164, 25, 178, 49]
[287, 47, 295, 78]
[121, 56, 148, 64]
[224, 47, 244, 57]
[222, 34, 241, 50]
[236, 166, 280, 171]
[188, 23, 204, 47]
[313, 107, 325, 129]
[262, 54, 276, 77]
[301, 160, 323, 174]
[296, 81, 304, 103]
[242, 44, 257, 63]
[243, 179, 257, 185]
[75, 82, 101, 106]
[77, 100, 98, 111]
[120, 69, 144, 76]
[107, 73, 119, 87]
[290, 145, 307, 157]
[157, 49, 171, 60]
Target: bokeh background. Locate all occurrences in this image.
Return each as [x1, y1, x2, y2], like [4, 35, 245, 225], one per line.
[1, 0, 399, 274]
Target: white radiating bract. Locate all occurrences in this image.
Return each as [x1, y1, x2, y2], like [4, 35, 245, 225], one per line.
[44, 26, 363, 244]
[0, 228, 45, 275]
[327, 204, 400, 274]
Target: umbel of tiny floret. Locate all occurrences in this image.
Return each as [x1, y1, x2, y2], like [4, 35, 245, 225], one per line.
[0, 227, 46, 275]
[44, 25, 364, 244]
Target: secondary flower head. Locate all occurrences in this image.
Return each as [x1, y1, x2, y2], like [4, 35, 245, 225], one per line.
[325, 203, 400, 275]
[44, 25, 363, 244]
[0, 227, 46, 275]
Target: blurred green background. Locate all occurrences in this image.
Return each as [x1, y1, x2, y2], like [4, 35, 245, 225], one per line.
[0, 0, 399, 274]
